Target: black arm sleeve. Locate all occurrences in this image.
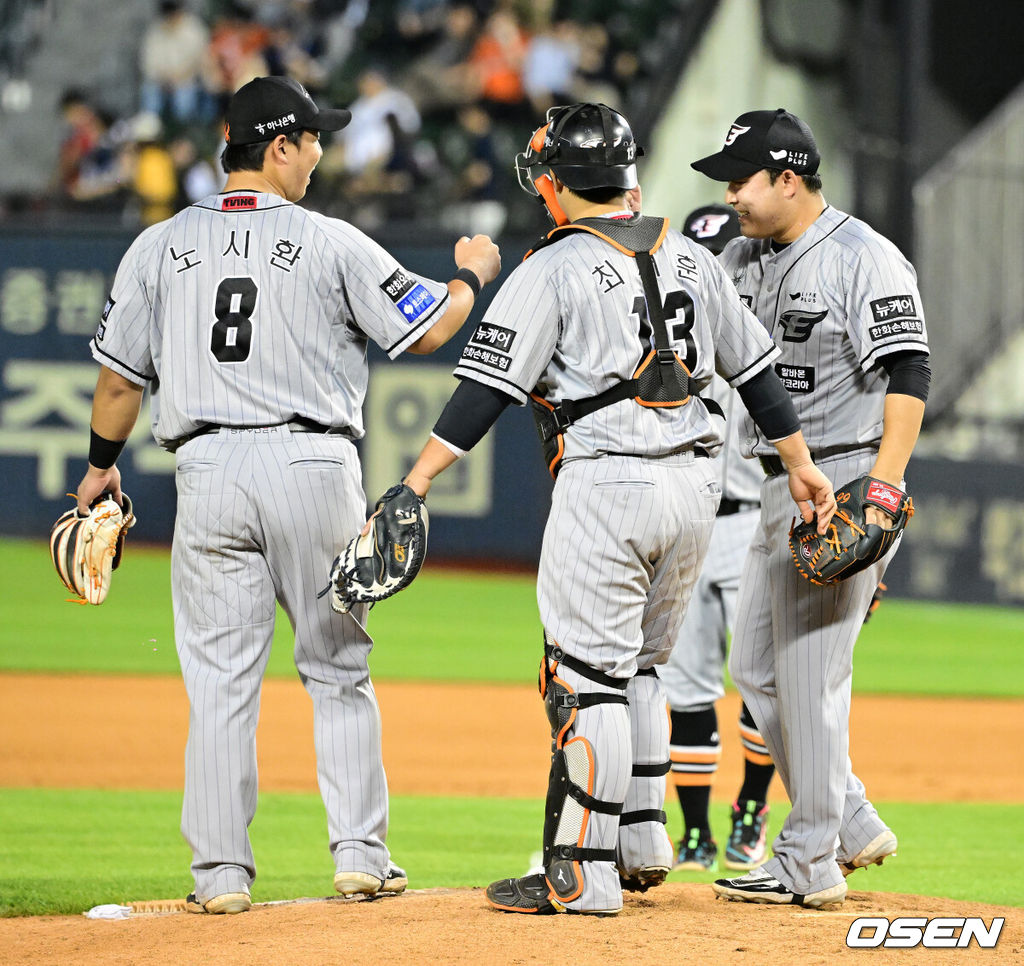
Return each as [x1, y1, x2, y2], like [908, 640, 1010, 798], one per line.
[432, 378, 516, 452]
[735, 366, 801, 441]
[879, 350, 930, 402]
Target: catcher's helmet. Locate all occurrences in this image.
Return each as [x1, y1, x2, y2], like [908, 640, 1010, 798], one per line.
[515, 103, 644, 196]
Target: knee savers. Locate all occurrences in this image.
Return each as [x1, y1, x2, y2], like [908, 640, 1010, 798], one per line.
[539, 650, 627, 903]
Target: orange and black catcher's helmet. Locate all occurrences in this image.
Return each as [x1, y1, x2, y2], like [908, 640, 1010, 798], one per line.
[515, 103, 644, 224]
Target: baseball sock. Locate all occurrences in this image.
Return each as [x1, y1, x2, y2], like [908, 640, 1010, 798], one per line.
[736, 702, 774, 802]
[669, 706, 719, 833]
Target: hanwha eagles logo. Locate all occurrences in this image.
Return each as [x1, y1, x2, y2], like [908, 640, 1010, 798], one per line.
[779, 309, 828, 343]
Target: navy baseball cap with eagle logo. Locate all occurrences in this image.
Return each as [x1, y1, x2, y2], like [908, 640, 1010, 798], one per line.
[224, 76, 351, 145]
[690, 108, 820, 181]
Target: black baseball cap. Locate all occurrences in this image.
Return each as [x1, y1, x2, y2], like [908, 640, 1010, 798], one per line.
[690, 108, 819, 182]
[224, 76, 351, 145]
[682, 204, 740, 255]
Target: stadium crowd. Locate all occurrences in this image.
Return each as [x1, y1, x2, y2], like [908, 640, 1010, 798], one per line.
[41, 0, 678, 234]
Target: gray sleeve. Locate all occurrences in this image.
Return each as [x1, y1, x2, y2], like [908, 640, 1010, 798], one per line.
[452, 258, 559, 404]
[89, 228, 159, 385]
[845, 236, 929, 371]
[704, 250, 779, 386]
[316, 215, 450, 358]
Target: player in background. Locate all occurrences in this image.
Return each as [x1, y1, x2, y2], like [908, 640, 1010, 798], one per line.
[660, 204, 775, 874]
[74, 76, 500, 914]
[692, 109, 930, 908]
[370, 102, 835, 916]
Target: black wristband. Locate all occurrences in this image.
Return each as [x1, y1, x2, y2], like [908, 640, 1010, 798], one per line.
[89, 429, 127, 470]
[452, 267, 482, 297]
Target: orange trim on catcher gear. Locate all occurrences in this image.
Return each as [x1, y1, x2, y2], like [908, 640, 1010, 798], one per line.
[631, 349, 693, 409]
[546, 734, 596, 904]
[530, 392, 565, 478]
[533, 173, 569, 228]
[541, 217, 670, 258]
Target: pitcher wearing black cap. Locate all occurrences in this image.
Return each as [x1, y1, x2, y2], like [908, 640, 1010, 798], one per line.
[692, 109, 931, 908]
[72, 76, 500, 913]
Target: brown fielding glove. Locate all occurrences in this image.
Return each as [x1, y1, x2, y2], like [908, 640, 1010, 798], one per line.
[790, 477, 913, 585]
[49, 492, 136, 604]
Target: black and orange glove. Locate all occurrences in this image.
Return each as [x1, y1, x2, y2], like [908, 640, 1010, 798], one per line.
[790, 477, 913, 586]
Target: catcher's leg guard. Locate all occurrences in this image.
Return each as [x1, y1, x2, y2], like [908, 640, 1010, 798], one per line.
[618, 668, 673, 890]
[539, 645, 629, 909]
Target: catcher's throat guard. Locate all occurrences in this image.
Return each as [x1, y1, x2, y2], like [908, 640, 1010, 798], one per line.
[790, 476, 913, 585]
[49, 492, 136, 604]
[329, 483, 428, 613]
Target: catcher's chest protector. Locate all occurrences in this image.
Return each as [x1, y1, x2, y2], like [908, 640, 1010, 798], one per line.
[526, 216, 699, 478]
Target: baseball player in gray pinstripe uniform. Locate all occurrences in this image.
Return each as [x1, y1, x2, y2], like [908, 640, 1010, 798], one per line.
[383, 103, 835, 916]
[661, 205, 777, 875]
[692, 109, 930, 908]
[74, 76, 500, 914]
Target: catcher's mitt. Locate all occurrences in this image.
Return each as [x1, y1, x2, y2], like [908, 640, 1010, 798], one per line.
[789, 476, 913, 586]
[329, 483, 429, 614]
[49, 492, 136, 604]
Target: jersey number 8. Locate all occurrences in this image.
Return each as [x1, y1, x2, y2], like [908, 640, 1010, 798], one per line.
[211, 277, 258, 363]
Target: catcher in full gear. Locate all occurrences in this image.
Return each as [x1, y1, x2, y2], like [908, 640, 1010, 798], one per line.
[343, 102, 836, 915]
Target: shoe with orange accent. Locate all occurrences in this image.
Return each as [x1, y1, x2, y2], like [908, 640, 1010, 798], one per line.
[486, 874, 564, 914]
[839, 830, 897, 877]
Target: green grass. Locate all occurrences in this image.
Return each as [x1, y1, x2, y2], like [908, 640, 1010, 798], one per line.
[6, 536, 1023, 918]
[0, 788, 1020, 916]
[7, 537, 1024, 694]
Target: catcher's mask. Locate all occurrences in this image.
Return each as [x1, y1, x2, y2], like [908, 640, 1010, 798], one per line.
[514, 103, 644, 226]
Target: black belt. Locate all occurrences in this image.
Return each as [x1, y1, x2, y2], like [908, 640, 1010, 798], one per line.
[717, 497, 760, 516]
[167, 416, 348, 452]
[758, 445, 870, 477]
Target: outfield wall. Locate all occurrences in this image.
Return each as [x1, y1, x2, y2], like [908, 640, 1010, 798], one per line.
[3, 230, 1022, 607]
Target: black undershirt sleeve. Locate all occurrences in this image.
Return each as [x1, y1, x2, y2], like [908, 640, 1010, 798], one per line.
[735, 366, 802, 442]
[432, 379, 516, 452]
[879, 350, 930, 401]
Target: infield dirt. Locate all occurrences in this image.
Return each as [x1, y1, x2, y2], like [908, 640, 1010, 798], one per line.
[2, 674, 1022, 964]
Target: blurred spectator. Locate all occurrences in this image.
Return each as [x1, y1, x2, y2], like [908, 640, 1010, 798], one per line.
[55, 90, 125, 208]
[396, 0, 451, 51]
[401, 3, 479, 115]
[572, 23, 623, 105]
[262, 9, 329, 91]
[315, 0, 369, 74]
[139, 1, 211, 126]
[468, 9, 529, 121]
[438, 102, 507, 236]
[124, 112, 179, 226]
[203, 4, 271, 110]
[522, 19, 579, 113]
[335, 67, 422, 183]
[168, 136, 224, 205]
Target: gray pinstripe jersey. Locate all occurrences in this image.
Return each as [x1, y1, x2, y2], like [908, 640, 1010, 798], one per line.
[704, 374, 762, 503]
[453, 223, 779, 461]
[719, 205, 929, 457]
[90, 191, 450, 448]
